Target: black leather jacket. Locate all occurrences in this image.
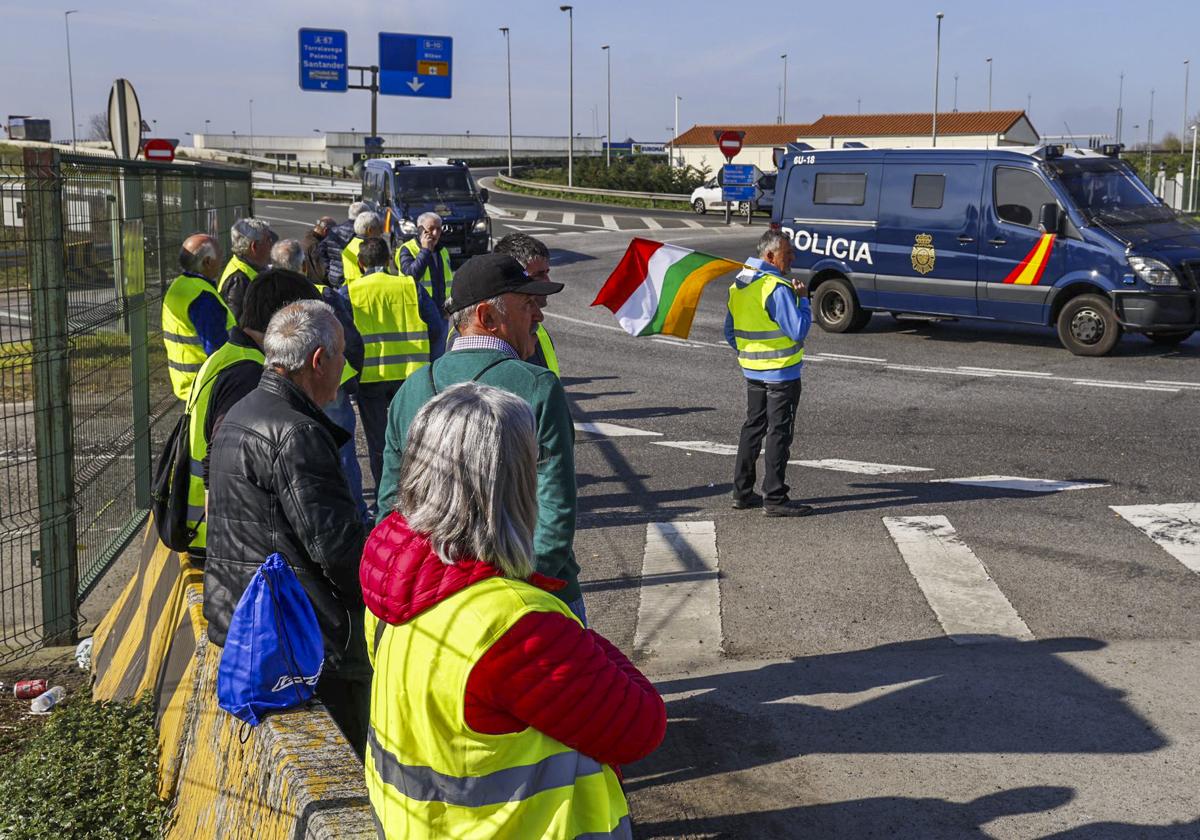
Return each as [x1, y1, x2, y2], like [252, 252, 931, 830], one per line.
[203, 369, 365, 667]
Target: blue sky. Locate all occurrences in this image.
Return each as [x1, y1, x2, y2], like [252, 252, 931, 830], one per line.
[3, 0, 1198, 146]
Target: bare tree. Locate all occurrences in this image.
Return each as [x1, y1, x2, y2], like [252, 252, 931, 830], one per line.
[86, 112, 109, 141]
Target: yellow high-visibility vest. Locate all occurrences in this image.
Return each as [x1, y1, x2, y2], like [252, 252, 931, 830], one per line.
[217, 255, 258, 295]
[395, 238, 453, 302]
[162, 273, 235, 400]
[727, 273, 805, 371]
[365, 576, 631, 839]
[183, 340, 263, 550]
[536, 323, 560, 376]
[341, 236, 364, 284]
[346, 271, 430, 383]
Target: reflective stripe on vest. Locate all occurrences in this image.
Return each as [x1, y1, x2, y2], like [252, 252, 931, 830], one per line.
[396, 238, 453, 302]
[217, 255, 258, 295]
[341, 237, 364, 284]
[183, 340, 264, 549]
[536, 323, 560, 376]
[162, 274, 235, 400]
[347, 271, 430, 383]
[365, 576, 630, 839]
[727, 274, 804, 372]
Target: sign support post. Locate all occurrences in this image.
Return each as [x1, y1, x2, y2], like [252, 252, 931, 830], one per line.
[348, 64, 380, 139]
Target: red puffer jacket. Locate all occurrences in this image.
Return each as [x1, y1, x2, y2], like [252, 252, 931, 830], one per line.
[360, 513, 666, 768]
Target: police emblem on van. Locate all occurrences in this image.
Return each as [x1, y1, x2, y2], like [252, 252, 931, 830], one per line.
[911, 233, 936, 275]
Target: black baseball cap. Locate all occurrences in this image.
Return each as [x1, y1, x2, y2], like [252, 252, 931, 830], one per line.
[446, 253, 563, 313]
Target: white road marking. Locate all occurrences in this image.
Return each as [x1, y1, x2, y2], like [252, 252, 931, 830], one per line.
[766, 676, 939, 710]
[641, 216, 663, 230]
[543, 310, 630, 334]
[884, 515, 1034, 644]
[505, 225, 556, 233]
[573, 421, 662, 438]
[958, 366, 1054, 378]
[654, 440, 739, 456]
[600, 214, 619, 230]
[484, 203, 512, 217]
[1146, 380, 1200, 389]
[788, 458, 933, 475]
[256, 213, 315, 227]
[0, 309, 31, 324]
[887, 363, 996, 377]
[560, 212, 575, 226]
[931, 475, 1109, 493]
[816, 352, 887, 363]
[634, 521, 722, 670]
[1074, 381, 1179, 393]
[1111, 504, 1200, 574]
[522, 210, 539, 222]
[681, 219, 705, 229]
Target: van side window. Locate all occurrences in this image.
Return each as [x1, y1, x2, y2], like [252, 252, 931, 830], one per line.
[994, 167, 1054, 228]
[911, 174, 945, 209]
[813, 173, 867, 206]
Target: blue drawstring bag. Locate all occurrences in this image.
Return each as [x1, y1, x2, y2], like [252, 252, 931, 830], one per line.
[217, 553, 325, 727]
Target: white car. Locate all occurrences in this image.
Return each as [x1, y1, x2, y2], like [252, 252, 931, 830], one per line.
[690, 179, 724, 214]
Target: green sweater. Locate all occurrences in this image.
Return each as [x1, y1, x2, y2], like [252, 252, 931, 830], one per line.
[377, 349, 581, 603]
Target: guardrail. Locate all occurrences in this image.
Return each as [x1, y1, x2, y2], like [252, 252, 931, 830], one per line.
[251, 171, 359, 199]
[495, 173, 689, 202]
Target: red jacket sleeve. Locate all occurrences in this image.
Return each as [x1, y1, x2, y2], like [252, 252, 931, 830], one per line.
[465, 611, 666, 767]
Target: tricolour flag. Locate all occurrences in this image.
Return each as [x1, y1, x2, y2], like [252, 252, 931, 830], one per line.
[591, 238, 744, 339]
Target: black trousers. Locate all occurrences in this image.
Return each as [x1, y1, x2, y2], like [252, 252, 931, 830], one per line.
[356, 380, 402, 492]
[316, 616, 372, 759]
[733, 377, 802, 506]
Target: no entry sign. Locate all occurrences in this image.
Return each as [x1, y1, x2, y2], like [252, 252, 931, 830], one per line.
[714, 130, 745, 162]
[142, 138, 175, 162]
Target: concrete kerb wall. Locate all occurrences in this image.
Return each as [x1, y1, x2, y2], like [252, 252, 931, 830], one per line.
[90, 520, 374, 838]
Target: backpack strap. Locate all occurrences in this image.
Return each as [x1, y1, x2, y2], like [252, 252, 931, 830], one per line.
[427, 356, 513, 395]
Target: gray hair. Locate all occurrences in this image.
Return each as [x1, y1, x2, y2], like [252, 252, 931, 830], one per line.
[397, 382, 538, 578]
[269, 238, 306, 273]
[263, 299, 339, 372]
[354, 211, 383, 237]
[757, 229, 792, 259]
[179, 237, 218, 274]
[348, 200, 369, 219]
[230, 218, 273, 258]
[448, 295, 506, 333]
[493, 232, 549, 268]
[416, 211, 443, 229]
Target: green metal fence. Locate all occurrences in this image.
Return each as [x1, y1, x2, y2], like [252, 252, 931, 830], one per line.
[0, 145, 251, 662]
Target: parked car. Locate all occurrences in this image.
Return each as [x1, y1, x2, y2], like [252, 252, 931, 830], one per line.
[690, 172, 775, 215]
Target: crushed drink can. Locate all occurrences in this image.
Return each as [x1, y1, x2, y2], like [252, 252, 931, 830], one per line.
[13, 679, 48, 700]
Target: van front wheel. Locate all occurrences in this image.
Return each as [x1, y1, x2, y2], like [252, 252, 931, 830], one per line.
[1056, 294, 1122, 356]
[813, 278, 871, 333]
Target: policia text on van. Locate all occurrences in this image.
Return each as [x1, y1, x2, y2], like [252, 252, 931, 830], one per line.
[772, 143, 1200, 356]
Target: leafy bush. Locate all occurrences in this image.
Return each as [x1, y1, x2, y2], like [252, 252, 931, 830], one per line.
[523, 156, 710, 194]
[0, 694, 170, 840]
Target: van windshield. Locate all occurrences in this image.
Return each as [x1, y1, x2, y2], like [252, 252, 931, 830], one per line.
[395, 169, 475, 200]
[1048, 159, 1172, 225]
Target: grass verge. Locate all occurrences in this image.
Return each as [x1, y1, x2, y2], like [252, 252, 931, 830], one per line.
[493, 179, 692, 212]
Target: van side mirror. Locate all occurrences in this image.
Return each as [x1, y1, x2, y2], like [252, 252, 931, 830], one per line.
[478, 187, 489, 203]
[1038, 202, 1062, 235]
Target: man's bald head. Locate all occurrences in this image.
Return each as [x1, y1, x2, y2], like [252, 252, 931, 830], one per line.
[180, 234, 223, 281]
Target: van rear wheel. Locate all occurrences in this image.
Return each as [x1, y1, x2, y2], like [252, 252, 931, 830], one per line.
[814, 278, 871, 333]
[1056, 294, 1122, 356]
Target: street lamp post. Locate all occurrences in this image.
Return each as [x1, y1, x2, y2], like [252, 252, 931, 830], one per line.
[1189, 123, 1198, 213]
[64, 10, 78, 149]
[953, 72, 959, 112]
[1183, 59, 1190, 154]
[674, 95, 681, 168]
[500, 27, 513, 177]
[932, 12, 943, 147]
[248, 99, 255, 153]
[986, 56, 992, 111]
[1148, 88, 1155, 174]
[559, 6, 574, 187]
[602, 45, 611, 168]
[780, 54, 788, 123]
[1116, 71, 1124, 146]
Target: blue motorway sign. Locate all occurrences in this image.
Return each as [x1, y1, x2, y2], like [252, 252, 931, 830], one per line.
[721, 164, 758, 186]
[299, 28, 348, 92]
[379, 33, 453, 98]
[721, 184, 759, 202]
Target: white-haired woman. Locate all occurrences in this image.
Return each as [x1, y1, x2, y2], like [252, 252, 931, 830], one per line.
[360, 382, 664, 839]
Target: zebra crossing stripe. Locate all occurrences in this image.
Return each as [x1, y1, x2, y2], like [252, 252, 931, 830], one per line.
[522, 210, 539, 222]
[789, 458, 932, 475]
[561, 212, 575, 225]
[1111, 504, 1200, 574]
[884, 516, 1034, 645]
[600, 214, 619, 230]
[574, 421, 662, 437]
[633, 521, 722, 671]
[641, 216, 663, 230]
[681, 219, 705, 229]
[931, 476, 1108, 493]
[653, 440, 739, 456]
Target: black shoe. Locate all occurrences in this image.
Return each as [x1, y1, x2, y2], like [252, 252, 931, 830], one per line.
[763, 500, 814, 517]
[732, 493, 763, 510]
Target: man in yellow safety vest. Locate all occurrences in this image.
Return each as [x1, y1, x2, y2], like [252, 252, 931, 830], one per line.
[218, 217, 275, 322]
[162, 233, 235, 400]
[725, 229, 814, 517]
[341, 210, 384, 285]
[396, 212, 454, 311]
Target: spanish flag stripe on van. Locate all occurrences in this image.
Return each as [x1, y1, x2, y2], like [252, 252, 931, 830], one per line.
[1003, 234, 1057, 285]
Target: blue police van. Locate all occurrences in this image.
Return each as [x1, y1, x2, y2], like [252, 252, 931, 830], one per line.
[771, 143, 1200, 355]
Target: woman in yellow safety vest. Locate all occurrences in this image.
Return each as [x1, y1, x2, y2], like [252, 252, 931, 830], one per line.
[360, 382, 665, 840]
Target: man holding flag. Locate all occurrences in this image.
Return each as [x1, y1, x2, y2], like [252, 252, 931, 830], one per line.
[725, 230, 813, 516]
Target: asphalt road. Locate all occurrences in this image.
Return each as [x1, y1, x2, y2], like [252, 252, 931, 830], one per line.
[261, 191, 1200, 837]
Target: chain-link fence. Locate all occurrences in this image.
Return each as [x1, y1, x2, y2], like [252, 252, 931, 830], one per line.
[0, 145, 251, 663]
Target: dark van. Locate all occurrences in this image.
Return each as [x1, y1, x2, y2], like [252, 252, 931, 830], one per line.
[361, 157, 492, 267]
[772, 144, 1200, 355]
